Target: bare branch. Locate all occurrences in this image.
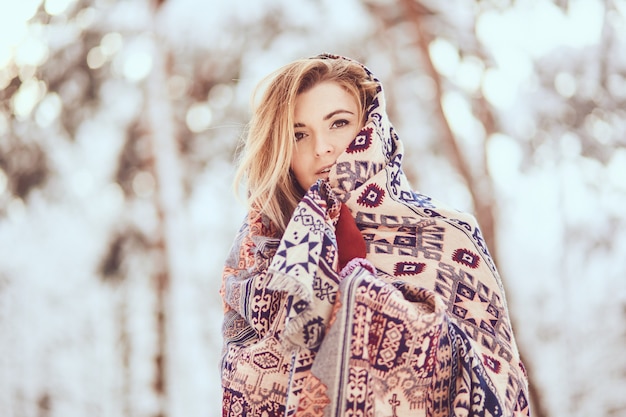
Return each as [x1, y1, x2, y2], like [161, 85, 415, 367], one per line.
[400, 0, 497, 257]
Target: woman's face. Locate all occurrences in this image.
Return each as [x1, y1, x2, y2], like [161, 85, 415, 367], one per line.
[291, 81, 361, 191]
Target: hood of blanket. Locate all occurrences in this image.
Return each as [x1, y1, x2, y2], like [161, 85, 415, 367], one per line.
[317, 54, 405, 203]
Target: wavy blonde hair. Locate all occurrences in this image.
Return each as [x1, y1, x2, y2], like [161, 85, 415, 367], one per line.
[234, 56, 378, 234]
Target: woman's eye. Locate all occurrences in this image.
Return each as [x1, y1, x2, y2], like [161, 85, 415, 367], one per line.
[295, 132, 306, 141]
[332, 119, 349, 128]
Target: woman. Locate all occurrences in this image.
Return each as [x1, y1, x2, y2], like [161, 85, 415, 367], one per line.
[221, 54, 530, 416]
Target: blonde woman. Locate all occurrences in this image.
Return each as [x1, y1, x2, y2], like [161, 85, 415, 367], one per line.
[221, 54, 530, 417]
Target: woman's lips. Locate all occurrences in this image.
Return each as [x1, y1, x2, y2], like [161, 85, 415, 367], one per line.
[316, 165, 333, 175]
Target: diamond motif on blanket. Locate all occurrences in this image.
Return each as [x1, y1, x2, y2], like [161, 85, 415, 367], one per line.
[452, 248, 480, 269]
[482, 354, 501, 374]
[393, 235, 416, 247]
[346, 127, 373, 153]
[253, 352, 280, 370]
[230, 398, 244, 415]
[357, 183, 385, 208]
[394, 261, 425, 276]
[376, 322, 404, 368]
[379, 346, 397, 364]
[517, 389, 529, 411]
[385, 326, 402, 343]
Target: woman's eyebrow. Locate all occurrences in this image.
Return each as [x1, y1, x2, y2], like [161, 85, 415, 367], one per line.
[294, 109, 355, 127]
[324, 109, 354, 120]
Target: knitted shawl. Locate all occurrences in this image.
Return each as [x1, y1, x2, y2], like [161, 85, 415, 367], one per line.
[220, 54, 530, 417]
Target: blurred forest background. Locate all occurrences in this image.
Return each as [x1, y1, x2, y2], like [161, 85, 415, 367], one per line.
[1, 0, 625, 416]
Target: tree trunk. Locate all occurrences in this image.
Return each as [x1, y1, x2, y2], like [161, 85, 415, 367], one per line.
[399, 1, 547, 416]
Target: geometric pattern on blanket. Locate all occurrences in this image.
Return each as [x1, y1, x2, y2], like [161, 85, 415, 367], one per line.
[301, 267, 523, 417]
[220, 54, 530, 417]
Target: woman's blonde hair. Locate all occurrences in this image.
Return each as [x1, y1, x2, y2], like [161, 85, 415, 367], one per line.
[234, 56, 378, 234]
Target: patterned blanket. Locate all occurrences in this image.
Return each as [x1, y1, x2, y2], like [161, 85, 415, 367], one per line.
[221, 55, 530, 416]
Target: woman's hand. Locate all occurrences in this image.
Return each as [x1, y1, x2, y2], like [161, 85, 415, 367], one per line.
[335, 203, 367, 270]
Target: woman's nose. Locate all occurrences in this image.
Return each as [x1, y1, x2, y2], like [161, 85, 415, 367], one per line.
[314, 134, 333, 156]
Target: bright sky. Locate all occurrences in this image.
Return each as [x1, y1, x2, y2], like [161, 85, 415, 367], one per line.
[427, 0, 605, 111]
[3, 0, 609, 123]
